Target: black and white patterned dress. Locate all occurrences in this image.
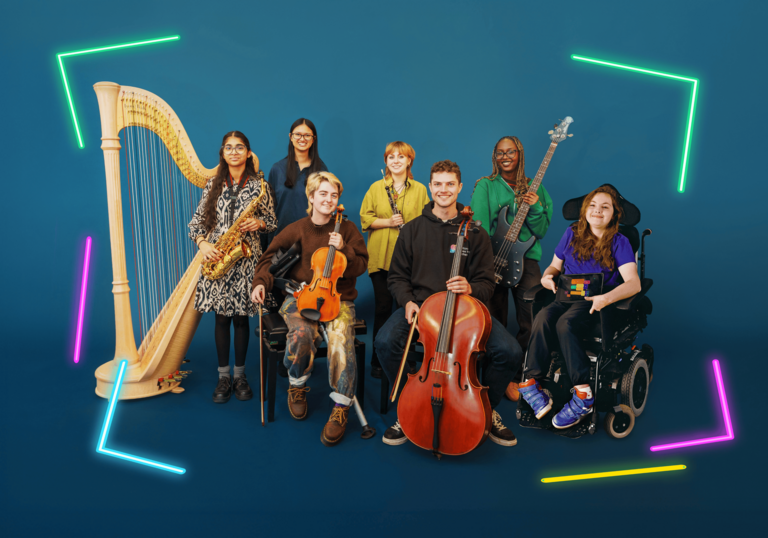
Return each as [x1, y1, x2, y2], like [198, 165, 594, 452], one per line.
[188, 172, 278, 316]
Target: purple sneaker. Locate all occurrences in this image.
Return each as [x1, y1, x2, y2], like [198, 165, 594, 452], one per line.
[519, 379, 553, 420]
[552, 388, 594, 429]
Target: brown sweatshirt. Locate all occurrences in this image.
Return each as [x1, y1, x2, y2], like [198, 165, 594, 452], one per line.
[252, 216, 369, 302]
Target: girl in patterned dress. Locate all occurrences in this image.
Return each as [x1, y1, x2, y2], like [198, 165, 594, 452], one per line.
[189, 131, 277, 403]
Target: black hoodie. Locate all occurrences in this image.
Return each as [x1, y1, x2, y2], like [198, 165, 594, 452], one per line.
[387, 202, 495, 308]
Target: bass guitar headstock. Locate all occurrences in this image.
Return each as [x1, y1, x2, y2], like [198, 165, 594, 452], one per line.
[548, 116, 574, 143]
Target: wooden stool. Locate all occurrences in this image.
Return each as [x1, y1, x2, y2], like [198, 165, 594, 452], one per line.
[257, 313, 367, 422]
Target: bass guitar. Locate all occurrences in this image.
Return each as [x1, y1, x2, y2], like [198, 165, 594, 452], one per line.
[491, 116, 573, 288]
[294, 206, 347, 322]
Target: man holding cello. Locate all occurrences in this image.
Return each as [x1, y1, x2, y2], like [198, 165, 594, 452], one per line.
[251, 171, 369, 447]
[375, 160, 523, 450]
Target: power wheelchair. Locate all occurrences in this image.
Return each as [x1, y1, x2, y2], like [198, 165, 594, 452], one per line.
[516, 184, 654, 439]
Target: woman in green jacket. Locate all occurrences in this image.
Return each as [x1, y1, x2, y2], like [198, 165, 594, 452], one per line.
[470, 136, 553, 399]
[360, 141, 430, 378]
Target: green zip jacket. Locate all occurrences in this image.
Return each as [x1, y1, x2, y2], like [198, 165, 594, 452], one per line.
[470, 175, 553, 262]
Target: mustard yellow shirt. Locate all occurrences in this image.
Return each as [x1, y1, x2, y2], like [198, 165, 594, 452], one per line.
[360, 178, 431, 273]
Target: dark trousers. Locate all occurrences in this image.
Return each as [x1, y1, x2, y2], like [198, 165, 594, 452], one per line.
[524, 300, 597, 386]
[488, 257, 542, 352]
[370, 270, 394, 367]
[375, 307, 523, 409]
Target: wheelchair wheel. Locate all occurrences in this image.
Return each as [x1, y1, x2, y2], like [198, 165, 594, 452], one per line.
[604, 404, 635, 439]
[621, 358, 649, 417]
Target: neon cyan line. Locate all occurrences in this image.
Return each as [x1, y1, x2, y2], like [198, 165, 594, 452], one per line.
[571, 54, 699, 193]
[56, 35, 180, 148]
[542, 465, 686, 483]
[650, 359, 733, 452]
[97, 360, 186, 474]
[73, 236, 92, 363]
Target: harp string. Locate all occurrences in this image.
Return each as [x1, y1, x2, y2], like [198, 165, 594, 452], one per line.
[120, 92, 203, 347]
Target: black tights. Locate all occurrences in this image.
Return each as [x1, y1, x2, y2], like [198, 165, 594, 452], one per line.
[215, 314, 250, 368]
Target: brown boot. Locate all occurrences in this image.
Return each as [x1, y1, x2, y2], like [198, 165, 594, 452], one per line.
[287, 386, 310, 420]
[321, 406, 349, 447]
[505, 382, 520, 402]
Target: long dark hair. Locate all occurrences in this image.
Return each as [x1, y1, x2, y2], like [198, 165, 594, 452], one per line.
[203, 131, 258, 231]
[473, 136, 528, 202]
[285, 118, 324, 188]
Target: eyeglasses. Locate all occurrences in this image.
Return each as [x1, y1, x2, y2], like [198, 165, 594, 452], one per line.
[291, 133, 315, 141]
[223, 145, 247, 154]
[495, 149, 518, 159]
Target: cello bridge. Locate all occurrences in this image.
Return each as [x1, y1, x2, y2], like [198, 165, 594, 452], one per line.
[431, 369, 451, 375]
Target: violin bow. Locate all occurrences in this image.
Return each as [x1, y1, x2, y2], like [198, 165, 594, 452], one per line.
[390, 312, 418, 402]
[258, 304, 265, 427]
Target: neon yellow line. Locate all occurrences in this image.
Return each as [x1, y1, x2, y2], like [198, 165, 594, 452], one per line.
[571, 54, 699, 193]
[541, 465, 686, 483]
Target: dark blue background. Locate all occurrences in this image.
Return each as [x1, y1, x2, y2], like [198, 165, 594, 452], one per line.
[2, 0, 765, 535]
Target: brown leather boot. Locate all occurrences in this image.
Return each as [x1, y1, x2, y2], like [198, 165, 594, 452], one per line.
[287, 386, 310, 420]
[321, 406, 349, 447]
[505, 382, 520, 402]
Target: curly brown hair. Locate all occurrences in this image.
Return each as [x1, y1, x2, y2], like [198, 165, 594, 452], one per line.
[473, 136, 528, 202]
[570, 185, 624, 270]
[430, 160, 461, 183]
[203, 131, 258, 232]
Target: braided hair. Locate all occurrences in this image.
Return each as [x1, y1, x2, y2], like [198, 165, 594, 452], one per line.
[473, 136, 529, 202]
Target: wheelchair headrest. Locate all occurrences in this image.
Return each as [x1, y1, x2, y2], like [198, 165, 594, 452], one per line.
[562, 183, 641, 226]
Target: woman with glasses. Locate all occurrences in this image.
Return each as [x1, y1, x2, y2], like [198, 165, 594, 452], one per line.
[360, 141, 430, 378]
[268, 118, 327, 236]
[470, 136, 553, 401]
[189, 131, 277, 403]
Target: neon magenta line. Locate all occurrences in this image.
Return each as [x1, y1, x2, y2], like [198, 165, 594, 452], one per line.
[74, 236, 92, 363]
[650, 359, 733, 451]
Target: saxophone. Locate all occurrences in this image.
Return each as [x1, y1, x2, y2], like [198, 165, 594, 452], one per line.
[201, 173, 267, 280]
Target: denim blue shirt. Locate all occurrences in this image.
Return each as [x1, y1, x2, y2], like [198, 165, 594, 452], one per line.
[268, 156, 328, 236]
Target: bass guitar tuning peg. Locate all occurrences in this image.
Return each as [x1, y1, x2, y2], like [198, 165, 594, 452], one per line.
[568, 134, 573, 137]
[548, 130, 554, 135]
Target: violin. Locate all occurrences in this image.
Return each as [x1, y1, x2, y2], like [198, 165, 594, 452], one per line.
[396, 207, 492, 458]
[294, 205, 347, 322]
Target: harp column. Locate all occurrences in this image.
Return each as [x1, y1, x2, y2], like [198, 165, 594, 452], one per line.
[94, 82, 140, 366]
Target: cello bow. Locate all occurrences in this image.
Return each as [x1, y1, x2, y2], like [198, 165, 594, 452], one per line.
[390, 312, 418, 402]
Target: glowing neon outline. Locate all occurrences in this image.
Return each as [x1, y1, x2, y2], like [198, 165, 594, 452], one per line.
[571, 54, 699, 193]
[97, 360, 186, 474]
[542, 464, 686, 483]
[650, 359, 733, 451]
[57, 36, 180, 148]
[73, 236, 92, 364]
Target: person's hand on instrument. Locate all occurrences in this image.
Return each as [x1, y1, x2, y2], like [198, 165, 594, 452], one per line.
[239, 218, 264, 232]
[446, 276, 472, 295]
[328, 232, 345, 250]
[405, 301, 420, 330]
[541, 274, 557, 293]
[251, 284, 266, 304]
[200, 241, 223, 262]
[585, 294, 610, 314]
[390, 214, 404, 227]
[522, 191, 539, 206]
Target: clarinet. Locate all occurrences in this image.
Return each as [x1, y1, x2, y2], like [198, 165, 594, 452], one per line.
[383, 169, 404, 229]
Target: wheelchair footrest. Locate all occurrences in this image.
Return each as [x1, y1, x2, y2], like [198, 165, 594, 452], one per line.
[516, 401, 592, 439]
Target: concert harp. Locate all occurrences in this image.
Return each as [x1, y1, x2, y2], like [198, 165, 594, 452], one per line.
[92, 82, 259, 399]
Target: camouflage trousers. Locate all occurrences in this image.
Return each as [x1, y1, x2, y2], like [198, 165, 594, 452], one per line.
[279, 296, 357, 404]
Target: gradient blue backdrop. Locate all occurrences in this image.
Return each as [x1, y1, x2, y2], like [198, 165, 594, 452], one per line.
[2, 0, 765, 535]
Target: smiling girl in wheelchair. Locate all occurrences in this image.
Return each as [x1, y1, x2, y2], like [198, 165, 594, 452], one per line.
[518, 185, 642, 429]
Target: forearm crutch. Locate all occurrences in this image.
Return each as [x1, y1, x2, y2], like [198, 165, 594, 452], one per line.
[391, 313, 418, 402]
[258, 304, 265, 427]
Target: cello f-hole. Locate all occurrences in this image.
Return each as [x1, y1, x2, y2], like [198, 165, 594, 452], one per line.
[418, 358, 433, 383]
[453, 361, 469, 391]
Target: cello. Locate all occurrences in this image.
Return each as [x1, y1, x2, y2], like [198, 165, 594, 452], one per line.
[396, 207, 492, 458]
[294, 205, 347, 322]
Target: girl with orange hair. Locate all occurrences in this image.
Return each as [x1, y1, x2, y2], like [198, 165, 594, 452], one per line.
[360, 141, 430, 378]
